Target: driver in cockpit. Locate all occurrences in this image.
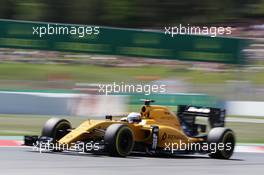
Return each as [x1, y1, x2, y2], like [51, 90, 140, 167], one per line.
[121, 112, 141, 123]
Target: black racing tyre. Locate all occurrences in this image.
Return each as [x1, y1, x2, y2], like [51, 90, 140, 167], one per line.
[207, 127, 235, 159]
[104, 124, 134, 157]
[41, 118, 72, 143]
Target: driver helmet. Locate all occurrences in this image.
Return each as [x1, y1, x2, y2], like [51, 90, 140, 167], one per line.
[127, 112, 141, 123]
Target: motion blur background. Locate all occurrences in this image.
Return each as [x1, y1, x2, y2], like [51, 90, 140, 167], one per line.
[1, 0, 264, 28]
[0, 0, 263, 143]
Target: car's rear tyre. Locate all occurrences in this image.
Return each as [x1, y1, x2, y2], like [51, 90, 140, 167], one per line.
[104, 124, 134, 157]
[41, 118, 71, 151]
[207, 127, 235, 159]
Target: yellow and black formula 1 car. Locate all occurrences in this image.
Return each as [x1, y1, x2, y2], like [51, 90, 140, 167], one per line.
[25, 100, 235, 159]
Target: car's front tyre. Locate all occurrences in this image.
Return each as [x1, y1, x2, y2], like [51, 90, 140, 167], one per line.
[104, 124, 134, 157]
[41, 118, 72, 151]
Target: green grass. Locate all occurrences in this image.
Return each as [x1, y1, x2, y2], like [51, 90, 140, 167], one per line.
[0, 114, 86, 136]
[1, 63, 264, 86]
[0, 63, 174, 83]
[227, 115, 264, 120]
[226, 122, 264, 144]
[0, 114, 263, 143]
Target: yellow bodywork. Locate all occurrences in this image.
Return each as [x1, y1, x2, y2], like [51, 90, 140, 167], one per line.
[58, 104, 204, 148]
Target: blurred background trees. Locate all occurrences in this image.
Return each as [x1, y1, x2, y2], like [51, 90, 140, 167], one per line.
[0, 0, 263, 27]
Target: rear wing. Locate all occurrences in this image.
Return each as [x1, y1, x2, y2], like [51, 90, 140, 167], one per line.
[177, 105, 226, 136]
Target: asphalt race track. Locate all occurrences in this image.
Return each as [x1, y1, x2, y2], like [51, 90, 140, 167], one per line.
[0, 147, 263, 175]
